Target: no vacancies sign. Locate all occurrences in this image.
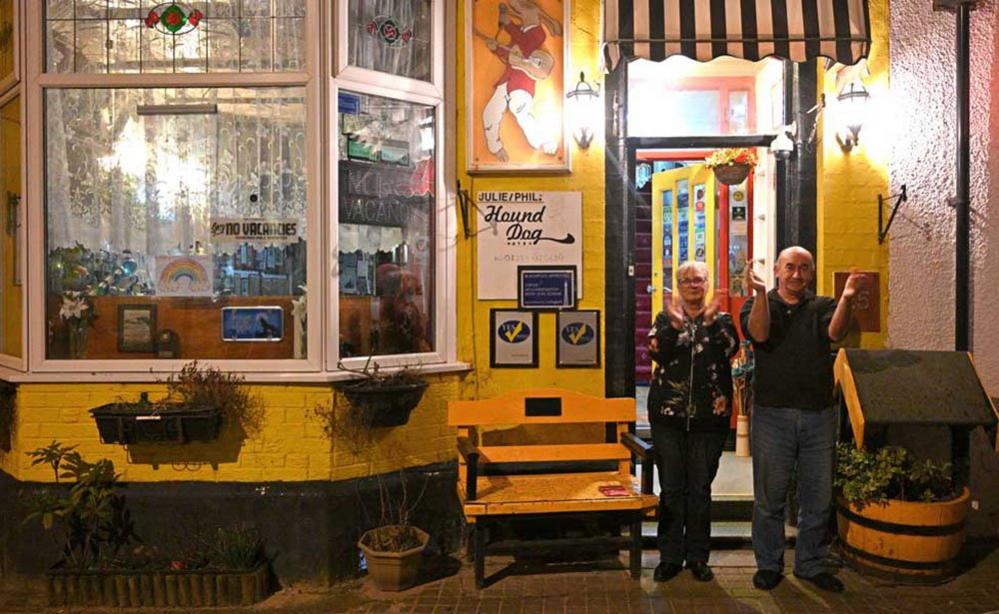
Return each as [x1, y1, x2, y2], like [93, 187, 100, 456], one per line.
[476, 191, 582, 300]
[210, 218, 299, 243]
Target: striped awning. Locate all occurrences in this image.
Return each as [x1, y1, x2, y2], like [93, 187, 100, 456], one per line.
[604, 0, 870, 71]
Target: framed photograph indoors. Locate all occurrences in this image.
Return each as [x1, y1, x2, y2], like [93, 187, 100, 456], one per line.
[117, 304, 157, 353]
[556, 310, 600, 368]
[466, 0, 569, 173]
[490, 309, 539, 368]
[517, 265, 576, 310]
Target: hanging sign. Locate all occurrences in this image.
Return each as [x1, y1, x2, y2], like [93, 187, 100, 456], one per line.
[476, 191, 582, 300]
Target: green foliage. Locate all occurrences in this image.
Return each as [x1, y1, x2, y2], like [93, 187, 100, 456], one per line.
[23, 442, 138, 569]
[164, 361, 263, 436]
[202, 525, 266, 571]
[834, 442, 955, 508]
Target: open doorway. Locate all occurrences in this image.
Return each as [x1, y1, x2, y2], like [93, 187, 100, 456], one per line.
[628, 56, 787, 500]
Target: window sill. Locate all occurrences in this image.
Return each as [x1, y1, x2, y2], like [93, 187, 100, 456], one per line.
[0, 362, 473, 384]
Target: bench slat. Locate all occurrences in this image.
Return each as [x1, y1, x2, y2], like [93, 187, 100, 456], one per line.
[449, 388, 635, 426]
[456, 472, 657, 516]
[477, 443, 630, 463]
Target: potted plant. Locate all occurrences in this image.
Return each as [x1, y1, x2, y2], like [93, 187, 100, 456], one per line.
[311, 400, 432, 591]
[834, 442, 970, 581]
[356, 472, 430, 592]
[24, 442, 272, 607]
[334, 355, 428, 427]
[89, 361, 263, 445]
[704, 147, 759, 185]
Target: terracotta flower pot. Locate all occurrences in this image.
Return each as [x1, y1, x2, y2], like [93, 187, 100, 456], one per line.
[358, 526, 429, 591]
[712, 163, 752, 186]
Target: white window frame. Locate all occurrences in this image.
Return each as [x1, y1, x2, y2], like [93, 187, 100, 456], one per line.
[330, 0, 455, 372]
[25, 0, 324, 375]
[0, 0, 24, 370]
[0, 0, 461, 380]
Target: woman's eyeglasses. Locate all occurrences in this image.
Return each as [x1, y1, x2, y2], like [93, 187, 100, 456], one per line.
[678, 277, 707, 286]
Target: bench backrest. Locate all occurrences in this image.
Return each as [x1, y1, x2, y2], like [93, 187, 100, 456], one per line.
[448, 388, 636, 475]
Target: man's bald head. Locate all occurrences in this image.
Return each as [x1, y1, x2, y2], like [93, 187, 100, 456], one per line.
[774, 246, 814, 300]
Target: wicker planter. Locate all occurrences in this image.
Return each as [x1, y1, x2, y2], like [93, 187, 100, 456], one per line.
[46, 564, 270, 607]
[358, 526, 429, 591]
[836, 487, 971, 582]
[712, 163, 752, 186]
[337, 380, 429, 427]
[89, 401, 221, 445]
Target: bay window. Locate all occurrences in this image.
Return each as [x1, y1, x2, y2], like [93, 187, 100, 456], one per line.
[7, 0, 454, 376]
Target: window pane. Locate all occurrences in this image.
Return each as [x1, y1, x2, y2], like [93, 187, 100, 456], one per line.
[45, 87, 308, 360]
[45, 0, 306, 74]
[1, 95, 20, 358]
[337, 91, 435, 357]
[347, 0, 432, 82]
[0, 0, 15, 84]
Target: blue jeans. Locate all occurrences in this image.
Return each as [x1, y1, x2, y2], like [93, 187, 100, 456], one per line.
[652, 427, 728, 565]
[751, 404, 837, 577]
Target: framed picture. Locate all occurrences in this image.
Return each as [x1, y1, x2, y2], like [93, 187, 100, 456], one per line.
[556, 310, 600, 368]
[117, 304, 157, 353]
[517, 265, 576, 310]
[221, 306, 284, 342]
[490, 309, 539, 368]
[466, 0, 569, 173]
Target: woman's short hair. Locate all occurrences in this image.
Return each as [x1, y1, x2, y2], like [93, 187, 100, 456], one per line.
[676, 260, 710, 282]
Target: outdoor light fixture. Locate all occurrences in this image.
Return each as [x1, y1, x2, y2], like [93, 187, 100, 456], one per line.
[770, 122, 796, 161]
[566, 72, 600, 149]
[836, 80, 870, 151]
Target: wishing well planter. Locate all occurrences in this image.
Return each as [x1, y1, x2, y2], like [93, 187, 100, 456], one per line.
[89, 394, 221, 444]
[47, 564, 270, 607]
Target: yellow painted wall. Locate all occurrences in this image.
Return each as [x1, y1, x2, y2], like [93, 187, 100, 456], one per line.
[455, 0, 607, 400]
[1, 94, 21, 358]
[816, 0, 890, 348]
[0, 375, 460, 483]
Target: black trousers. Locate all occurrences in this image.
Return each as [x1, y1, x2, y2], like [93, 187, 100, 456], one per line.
[652, 426, 728, 565]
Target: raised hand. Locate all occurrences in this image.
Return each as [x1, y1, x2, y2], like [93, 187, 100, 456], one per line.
[745, 259, 766, 294]
[665, 291, 685, 330]
[841, 267, 867, 302]
[703, 296, 721, 326]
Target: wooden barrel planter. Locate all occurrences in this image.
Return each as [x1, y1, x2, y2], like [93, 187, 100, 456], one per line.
[836, 487, 971, 581]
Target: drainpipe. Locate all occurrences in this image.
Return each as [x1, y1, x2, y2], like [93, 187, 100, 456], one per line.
[954, 2, 971, 352]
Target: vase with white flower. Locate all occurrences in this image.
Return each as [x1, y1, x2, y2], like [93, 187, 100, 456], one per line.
[60, 289, 94, 359]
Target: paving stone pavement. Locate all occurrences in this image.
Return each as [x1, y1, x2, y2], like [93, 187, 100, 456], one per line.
[1, 545, 997, 613]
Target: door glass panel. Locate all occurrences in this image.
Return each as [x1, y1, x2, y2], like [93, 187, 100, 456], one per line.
[346, 0, 432, 82]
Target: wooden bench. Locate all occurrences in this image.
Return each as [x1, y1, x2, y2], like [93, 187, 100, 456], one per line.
[448, 388, 657, 588]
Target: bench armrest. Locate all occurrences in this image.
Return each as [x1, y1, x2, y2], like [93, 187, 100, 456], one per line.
[620, 432, 655, 495]
[457, 436, 480, 500]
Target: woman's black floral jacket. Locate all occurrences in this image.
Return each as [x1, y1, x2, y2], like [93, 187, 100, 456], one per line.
[647, 311, 740, 432]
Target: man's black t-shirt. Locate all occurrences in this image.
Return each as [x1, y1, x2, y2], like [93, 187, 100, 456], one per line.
[739, 289, 837, 411]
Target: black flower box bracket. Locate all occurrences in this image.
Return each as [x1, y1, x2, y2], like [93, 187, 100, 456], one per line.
[89, 402, 221, 445]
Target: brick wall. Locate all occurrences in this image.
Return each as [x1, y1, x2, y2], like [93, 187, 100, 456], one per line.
[1, 375, 461, 483]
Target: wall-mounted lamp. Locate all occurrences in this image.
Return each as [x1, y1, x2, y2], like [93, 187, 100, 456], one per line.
[566, 72, 600, 149]
[836, 81, 870, 151]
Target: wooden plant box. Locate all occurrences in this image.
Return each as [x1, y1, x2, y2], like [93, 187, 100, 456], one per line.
[46, 564, 269, 607]
[89, 402, 221, 444]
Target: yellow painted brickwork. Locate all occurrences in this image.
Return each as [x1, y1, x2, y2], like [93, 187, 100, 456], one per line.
[455, 0, 606, 400]
[0, 375, 460, 483]
[816, 0, 889, 348]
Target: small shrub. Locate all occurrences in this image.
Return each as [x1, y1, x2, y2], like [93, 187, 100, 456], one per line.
[834, 442, 955, 508]
[165, 361, 263, 436]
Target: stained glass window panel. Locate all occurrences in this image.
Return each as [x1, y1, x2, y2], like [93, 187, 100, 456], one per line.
[347, 0, 432, 82]
[45, 1, 307, 74]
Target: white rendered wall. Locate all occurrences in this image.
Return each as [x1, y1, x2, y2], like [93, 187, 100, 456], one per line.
[888, 0, 999, 394]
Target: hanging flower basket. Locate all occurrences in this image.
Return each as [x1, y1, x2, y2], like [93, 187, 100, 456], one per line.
[336, 379, 429, 427]
[705, 148, 758, 186]
[712, 163, 752, 185]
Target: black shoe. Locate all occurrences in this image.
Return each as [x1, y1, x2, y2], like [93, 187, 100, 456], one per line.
[753, 569, 783, 590]
[794, 572, 844, 593]
[653, 562, 683, 582]
[686, 561, 714, 582]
